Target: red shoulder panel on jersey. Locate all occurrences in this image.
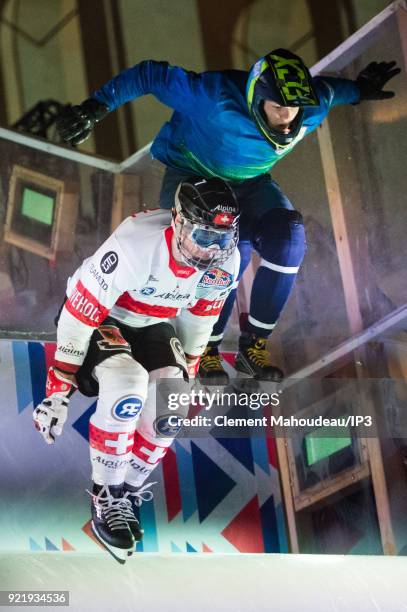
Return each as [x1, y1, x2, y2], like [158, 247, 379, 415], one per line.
[116, 292, 180, 318]
[188, 298, 225, 316]
[65, 280, 109, 326]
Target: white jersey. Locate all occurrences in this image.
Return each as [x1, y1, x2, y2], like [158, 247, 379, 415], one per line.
[55, 209, 240, 369]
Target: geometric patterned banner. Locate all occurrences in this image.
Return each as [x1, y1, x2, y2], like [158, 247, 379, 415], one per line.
[0, 340, 288, 555]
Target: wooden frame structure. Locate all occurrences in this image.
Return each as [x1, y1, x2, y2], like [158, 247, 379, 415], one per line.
[275, 313, 406, 554]
[280, 388, 370, 511]
[276, 302, 407, 554]
[4, 165, 78, 261]
[110, 173, 141, 232]
[274, 1, 407, 556]
[277, 2, 407, 555]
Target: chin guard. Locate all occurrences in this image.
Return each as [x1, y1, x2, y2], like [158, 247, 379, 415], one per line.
[247, 48, 319, 150]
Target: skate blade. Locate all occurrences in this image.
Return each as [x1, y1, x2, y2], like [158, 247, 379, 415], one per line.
[198, 376, 230, 389]
[91, 522, 134, 565]
[232, 373, 281, 394]
[231, 375, 259, 394]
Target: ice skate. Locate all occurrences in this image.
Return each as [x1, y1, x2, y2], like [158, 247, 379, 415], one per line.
[234, 334, 283, 390]
[90, 484, 135, 564]
[123, 482, 157, 542]
[198, 346, 230, 386]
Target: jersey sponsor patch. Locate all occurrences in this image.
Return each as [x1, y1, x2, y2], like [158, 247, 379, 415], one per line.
[100, 251, 118, 274]
[155, 290, 191, 301]
[65, 280, 109, 326]
[140, 286, 156, 296]
[97, 325, 131, 352]
[56, 341, 85, 359]
[89, 263, 108, 290]
[112, 396, 143, 421]
[196, 268, 233, 298]
[189, 298, 225, 316]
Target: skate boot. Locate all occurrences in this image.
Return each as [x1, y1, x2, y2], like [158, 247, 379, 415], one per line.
[123, 482, 156, 541]
[198, 346, 229, 386]
[89, 484, 135, 564]
[235, 334, 283, 382]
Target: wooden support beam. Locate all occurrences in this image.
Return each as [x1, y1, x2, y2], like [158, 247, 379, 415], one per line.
[317, 121, 363, 335]
[317, 118, 396, 554]
[365, 436, 397, 554]
[275, 437, 299, 553]
[396, 3, 407, 72]
[111, 173, 141, 232]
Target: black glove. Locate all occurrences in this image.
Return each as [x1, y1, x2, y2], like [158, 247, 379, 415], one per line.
[356, 61, 400, 102]
[56, 98, 109, 145]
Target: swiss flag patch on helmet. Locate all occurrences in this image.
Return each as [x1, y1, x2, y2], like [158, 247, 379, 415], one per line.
[213, 212, 235, 226]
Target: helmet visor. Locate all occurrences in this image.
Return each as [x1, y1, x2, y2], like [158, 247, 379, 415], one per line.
[176, 218, 238, 270]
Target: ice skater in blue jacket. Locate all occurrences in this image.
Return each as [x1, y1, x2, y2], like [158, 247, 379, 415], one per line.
[57, 49, 400, 383]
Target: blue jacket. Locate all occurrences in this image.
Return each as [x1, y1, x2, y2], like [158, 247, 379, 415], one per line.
[93, 61, 361, 181]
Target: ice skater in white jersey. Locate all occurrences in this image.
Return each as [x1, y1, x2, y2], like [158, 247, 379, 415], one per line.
[33, 176, 240, 563]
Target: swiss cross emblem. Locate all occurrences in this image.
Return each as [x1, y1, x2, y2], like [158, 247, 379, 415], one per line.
[132, 432, 169, 464]
[89, 423, 135, 456]
[214, 212, 234, 226]
[105, 433, 134, 455]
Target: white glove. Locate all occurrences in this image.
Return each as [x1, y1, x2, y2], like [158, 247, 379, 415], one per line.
[33, 395, 69, 444]
[33, 367, 77, 444]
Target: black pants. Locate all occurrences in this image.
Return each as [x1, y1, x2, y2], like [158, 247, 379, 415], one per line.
[75, 317, 187, 397]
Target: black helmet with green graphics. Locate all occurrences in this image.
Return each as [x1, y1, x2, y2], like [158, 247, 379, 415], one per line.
[246, 49, 320, 151]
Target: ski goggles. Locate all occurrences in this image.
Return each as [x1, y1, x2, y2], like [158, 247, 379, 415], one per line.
[185, 220, 236, 250]
[176, 218, 238, 270]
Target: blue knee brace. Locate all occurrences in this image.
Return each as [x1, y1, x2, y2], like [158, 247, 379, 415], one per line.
[254, 208, 306, 266]
[247, 209, 306, 336]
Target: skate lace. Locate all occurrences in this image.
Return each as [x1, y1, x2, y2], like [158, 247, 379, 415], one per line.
[246, 339, 272, 367]
[119, 498, 138, 524]
[121, 482, 156, 525]
[124, 481, 156, 506]
[200, 348, 223, 372]
[87, 486, 130, 531]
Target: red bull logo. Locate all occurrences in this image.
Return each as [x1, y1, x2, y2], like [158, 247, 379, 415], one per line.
[199, 268, 232, 288]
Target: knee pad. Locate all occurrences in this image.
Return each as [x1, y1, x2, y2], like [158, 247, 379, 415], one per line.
[89, 354, 149, 485]
[255, 208, 306, 268]
[136, 366, 185, 443]
[91, 353, 149, 430]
